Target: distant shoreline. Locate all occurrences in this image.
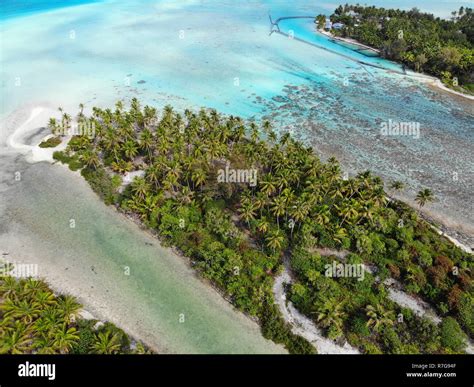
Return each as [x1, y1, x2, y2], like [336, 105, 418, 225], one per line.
[317, 28, 380, 54]
[318, 28, 474, 101]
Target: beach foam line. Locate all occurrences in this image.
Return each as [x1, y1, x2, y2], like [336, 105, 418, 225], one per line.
[6, 106, 69, 163]
[7, 107, 45, 152]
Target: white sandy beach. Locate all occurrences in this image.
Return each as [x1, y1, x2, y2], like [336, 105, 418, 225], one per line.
[318, 29, 474, 101]
[5, 106, 71, 163]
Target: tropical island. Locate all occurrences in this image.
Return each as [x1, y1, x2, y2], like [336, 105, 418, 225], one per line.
[316, 5, 474, 94]
[24, 99, 472, 355]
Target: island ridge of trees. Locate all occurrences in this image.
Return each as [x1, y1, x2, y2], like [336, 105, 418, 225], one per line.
[42, 100, 474, 354]
[318, 5, 474, 93]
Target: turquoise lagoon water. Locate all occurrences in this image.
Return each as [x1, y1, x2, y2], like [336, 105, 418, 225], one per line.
[0, 0, 100, 20]
[0, 0, 473, 352]
[276, 17, 404, 72]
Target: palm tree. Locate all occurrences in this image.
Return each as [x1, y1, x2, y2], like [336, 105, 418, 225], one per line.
[256, 217, 270, 235]
[111, 160, 133, 174]
[238, 201, 256, 229]
[34, 290, 57, 309]
[163, 171, 178, 193]
[128, 194, 160, 222]
[102, 128, 120, 156]
[314, 205, 331, 225]
[145, 163, 161, 190]
[253, 192, 267, 216]
[336, 200, 359, 227]
[23, 278, 48, 294]
[80, 150, 100, 170]
[0, 276, 19, 298]
[178, 186, 194, 206]
[365, 304, 395, 332]
[415, 189, 435, 208]
[56, 295, 81, 324]
[33, 316, 55, 337]
[191, 169, 206, 190]
[289, 200, 309, 235]
[140, 129, 154, 160]
[40, 306, 62, 332]
[314, 299, 346, 331]
[115, 100, 124, 112]
[390, 181, 405, 192]
[123, 140, 139, 160]
[48, 118, 59, 135]
[78, 103, 85, 119]
[0, 321, 32, 354]
[3, 299, 41, 324]
[92, 330, 122, 354]
[131, 177, 150, 200]
[260, 175, 277, 196]
[133, 341, 151, 354]
[61, 113, 72, 133]
[332, 227, 348, 246]
[50, 324, 79, 354]
[271, 196, 286, 229]
[265, 229, 284, 251]
[33, 336, 57, 354]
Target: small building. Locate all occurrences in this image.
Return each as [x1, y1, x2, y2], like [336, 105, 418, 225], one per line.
[333, 22, 345, 30]
[324, 17, 332, 30]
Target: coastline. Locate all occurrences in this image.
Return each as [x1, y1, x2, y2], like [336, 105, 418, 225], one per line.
[10, 104, 473, 252]
[317, 28, 474, 101]
[0, 105, 286, 354]
[4, 106, 265, 320]
[390, 192, 474, 254]
[317, 28, 380, 54]
[0, 0, 472, 359]
[3, 100, 473, 353]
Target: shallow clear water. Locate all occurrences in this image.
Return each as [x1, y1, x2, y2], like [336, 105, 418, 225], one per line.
[277, 18, 404, 72]
[0, 0, 473, 352]
[0, 158, 284, 353]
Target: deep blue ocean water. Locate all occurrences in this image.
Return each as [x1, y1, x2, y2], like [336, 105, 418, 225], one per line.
[1, 0, 470, 21]
[0, 0, 100, 20]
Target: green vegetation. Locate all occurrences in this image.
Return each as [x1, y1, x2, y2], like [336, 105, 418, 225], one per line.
[323, 5, 474, 93]
[415, 188, 435, 208]
[0, 263, 150, 354]
[53, 150, 84, 171]
[53, 100, 473, 354]
[38, 136, 62, 148]
[440, 317, 468, 352]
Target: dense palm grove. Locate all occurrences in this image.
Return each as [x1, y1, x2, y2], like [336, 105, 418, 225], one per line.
[320, 5, 474, 93]
[0, 263, 150, 354]
[47, 99, 473, 354]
